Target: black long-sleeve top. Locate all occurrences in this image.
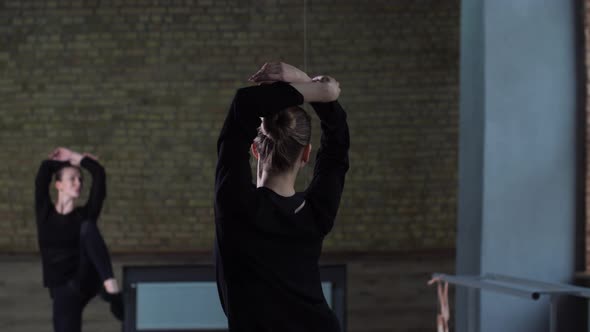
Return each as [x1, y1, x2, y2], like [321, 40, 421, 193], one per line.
[214, 82, 350, 332]
[35, 157, 106, 288]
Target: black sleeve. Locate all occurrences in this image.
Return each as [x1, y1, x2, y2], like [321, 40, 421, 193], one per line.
[35, 160, 68, 224]
[215, 82, 304, 221]
[306, 101, 350, 235]
[80, 157, 107, 222]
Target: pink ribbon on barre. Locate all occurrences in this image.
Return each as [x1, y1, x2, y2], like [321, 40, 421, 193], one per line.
[428, 277, 450, 332]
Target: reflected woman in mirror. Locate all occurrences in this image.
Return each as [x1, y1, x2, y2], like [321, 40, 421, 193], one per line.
[35, 147, 123, 332]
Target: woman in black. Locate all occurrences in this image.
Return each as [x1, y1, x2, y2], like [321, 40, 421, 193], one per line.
[214, 62, 349, 332]
[35, 147, 123, 332]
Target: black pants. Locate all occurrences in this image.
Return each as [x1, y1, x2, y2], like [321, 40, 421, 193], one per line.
[49, 221, 115, 332]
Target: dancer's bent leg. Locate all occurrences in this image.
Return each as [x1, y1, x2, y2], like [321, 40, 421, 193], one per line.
[78, 220, 114, 283]
[78, 220, 124, 321]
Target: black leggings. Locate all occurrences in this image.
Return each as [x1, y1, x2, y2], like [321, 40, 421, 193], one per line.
[49, 220, 115, 332]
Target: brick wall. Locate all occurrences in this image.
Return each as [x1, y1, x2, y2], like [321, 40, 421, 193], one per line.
[0, 0, 459, 252]
[0, 2, 459, 331]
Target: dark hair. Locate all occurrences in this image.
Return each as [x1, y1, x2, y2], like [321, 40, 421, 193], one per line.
[54, 164, 82, 182]
[254, 106, 311, 174]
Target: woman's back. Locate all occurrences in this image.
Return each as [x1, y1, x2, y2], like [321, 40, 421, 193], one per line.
[220, 188, 338, 332]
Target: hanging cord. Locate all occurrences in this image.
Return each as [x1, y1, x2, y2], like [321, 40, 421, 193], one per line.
[302, 0, 312, 187]
[428, 277, 450, 332]
[303, 0, 308, 73]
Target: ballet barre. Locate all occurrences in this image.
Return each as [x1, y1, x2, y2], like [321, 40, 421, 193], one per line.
[431, 273, 590, 332]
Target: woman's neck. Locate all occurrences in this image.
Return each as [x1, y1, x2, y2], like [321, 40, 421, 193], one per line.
[55, 196, 75, 215]
[257, 170, 297, 197]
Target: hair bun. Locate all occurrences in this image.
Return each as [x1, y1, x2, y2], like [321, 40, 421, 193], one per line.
[263, 110, 291, 141]
[254, 106, 311, 173]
